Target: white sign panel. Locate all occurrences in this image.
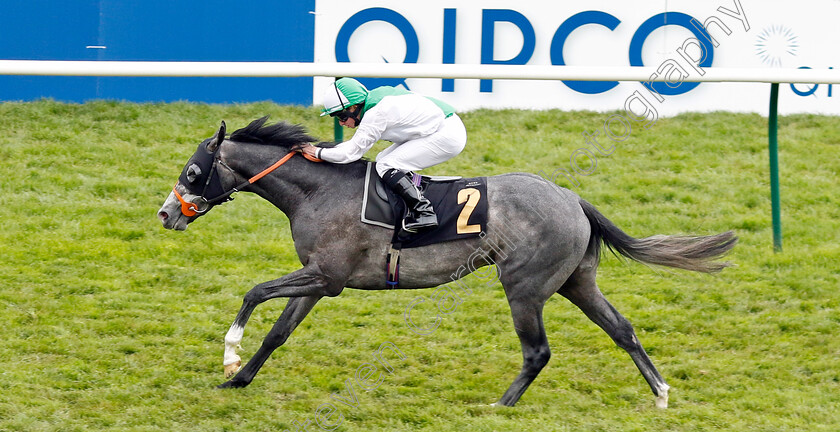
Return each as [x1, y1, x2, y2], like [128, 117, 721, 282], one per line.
[313, 0, 840, 116]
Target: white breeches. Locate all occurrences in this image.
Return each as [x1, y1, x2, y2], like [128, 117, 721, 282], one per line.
[375, 114, 467, 177]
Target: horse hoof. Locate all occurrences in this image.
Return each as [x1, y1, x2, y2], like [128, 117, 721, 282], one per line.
[655, 384, 670, 408]
[217, 378, 249, 389]
[224, 360, 241, 379]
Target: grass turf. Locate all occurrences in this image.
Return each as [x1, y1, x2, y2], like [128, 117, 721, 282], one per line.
[0, 100, 838, 431]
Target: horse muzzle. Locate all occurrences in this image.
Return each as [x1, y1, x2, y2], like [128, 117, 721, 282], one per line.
[158, 191, 191, 231]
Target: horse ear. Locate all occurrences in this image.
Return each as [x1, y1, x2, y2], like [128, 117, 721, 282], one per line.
[208, 121, 226, 152]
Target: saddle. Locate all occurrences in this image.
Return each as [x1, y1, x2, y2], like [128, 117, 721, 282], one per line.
[361, 162, 456, 229]
[359, 162, 489, 288]
[360, 162, 489, 249]
[360, 162, 487, 248]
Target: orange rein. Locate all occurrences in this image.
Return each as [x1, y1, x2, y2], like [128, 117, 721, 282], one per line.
[173, 150, 322, 217]
[248, 151, 322, 183]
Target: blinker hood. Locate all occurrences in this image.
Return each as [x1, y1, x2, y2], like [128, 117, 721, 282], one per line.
[178, 139, 227, 201]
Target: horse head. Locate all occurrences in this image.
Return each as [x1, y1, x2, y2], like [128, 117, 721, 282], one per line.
[158, 121, 231, 230]
[158, 116, 322, 231]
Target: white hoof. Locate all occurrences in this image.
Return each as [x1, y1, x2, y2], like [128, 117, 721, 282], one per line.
[224, 360, 241, 378]
[654, 384, 670, 409]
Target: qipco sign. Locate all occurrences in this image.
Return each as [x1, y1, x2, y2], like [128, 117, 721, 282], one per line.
[332, 7, 714, 96]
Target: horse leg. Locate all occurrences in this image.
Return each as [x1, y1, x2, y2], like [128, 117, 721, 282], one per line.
[221, 265, 342, 380]
[219, 295, 321, 388]
[558, 262, 671, 408]
[495, 297, 551, 407]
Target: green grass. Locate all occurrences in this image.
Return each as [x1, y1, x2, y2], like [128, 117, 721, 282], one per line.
[0, 100, 838, 431]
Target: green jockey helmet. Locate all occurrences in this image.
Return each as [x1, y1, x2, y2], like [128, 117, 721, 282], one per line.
[320, 78, 369, 116]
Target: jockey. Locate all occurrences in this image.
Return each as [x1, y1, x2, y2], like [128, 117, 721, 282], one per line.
[299, 77, 467, 233]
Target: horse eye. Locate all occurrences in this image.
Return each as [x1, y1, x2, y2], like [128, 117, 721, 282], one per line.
[187, 164, 202, 183]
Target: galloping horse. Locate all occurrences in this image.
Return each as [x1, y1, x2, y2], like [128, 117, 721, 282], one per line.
[157, 117, 736, 408]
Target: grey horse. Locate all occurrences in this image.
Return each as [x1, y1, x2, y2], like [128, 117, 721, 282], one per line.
[157, 117, 736, 408]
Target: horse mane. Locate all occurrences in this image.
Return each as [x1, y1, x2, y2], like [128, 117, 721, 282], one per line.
[229, 116, 368, 175]
[229, 116, 317, 148]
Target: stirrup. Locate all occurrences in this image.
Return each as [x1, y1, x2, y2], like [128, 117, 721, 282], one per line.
[402, 213, 438, 233]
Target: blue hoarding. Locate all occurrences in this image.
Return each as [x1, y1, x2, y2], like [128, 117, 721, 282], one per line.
[0, 0, 315, 104]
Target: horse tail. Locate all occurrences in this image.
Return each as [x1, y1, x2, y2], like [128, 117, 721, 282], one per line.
[579, 199, 737, 273]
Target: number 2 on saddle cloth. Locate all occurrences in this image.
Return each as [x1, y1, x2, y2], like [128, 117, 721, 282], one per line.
[381, 173, 489, 288]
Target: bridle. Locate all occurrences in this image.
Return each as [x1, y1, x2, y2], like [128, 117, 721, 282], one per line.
[173, 147, 322, 218]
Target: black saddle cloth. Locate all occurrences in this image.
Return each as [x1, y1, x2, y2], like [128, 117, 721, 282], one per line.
[360, 162, 488, 248]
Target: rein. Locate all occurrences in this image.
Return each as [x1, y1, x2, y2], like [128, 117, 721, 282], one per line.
[174, 150, 323, 217]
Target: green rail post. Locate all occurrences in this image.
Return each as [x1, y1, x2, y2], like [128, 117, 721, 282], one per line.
[768, 83, 782, 252]
[333, 117, 343, 142]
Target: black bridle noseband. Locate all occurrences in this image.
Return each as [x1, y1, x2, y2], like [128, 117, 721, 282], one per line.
[173, 139, 235, 217]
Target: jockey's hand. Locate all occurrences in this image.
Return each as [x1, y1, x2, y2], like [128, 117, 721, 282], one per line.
[297, 143, 319, 158]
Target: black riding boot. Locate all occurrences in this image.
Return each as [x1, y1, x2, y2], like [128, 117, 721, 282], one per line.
[382, 169, 438, 232]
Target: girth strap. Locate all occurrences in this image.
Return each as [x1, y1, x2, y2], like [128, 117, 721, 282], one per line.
[385, 243, 402, 289]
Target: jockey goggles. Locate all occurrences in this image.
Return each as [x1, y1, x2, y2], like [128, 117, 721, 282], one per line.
[330, 109, 354, 122]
